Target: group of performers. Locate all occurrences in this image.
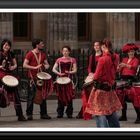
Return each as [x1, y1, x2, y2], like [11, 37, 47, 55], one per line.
[0, 38, 140, 127]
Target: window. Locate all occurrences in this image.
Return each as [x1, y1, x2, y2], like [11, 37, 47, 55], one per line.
[135, 13, 140, 41]
[78, 13, 90, 41]
[13, 13, 31, 41]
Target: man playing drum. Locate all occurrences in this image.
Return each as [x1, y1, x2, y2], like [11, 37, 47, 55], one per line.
[76, 41, 102, 120]
[23, 38, 52, 120]
[117, 43, 140, 123]
[0, 39, 26, 121]
[52, 46, 77, 118]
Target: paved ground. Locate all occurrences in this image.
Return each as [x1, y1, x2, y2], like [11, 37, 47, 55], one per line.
[0, 98, 140, 129]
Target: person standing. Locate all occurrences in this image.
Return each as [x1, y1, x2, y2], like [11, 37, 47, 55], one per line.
[76, 41, 102, 119]
[85, 39, 122, 127]
[117, 43, 140, 123]
[23, 38, 52, 120]
[52, 46, 77, 118]
[0, 39, 26, 121]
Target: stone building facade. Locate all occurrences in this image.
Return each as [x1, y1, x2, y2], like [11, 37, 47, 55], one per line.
[0, 13, 138, 54]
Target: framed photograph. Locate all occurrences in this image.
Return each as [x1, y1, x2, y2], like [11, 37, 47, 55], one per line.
[0, 0, 140, 139]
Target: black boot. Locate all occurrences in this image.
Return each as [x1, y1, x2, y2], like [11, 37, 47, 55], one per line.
[76, 107, 83, 119]
[119, 103, 127, 121]
[134, 106, 140, 124]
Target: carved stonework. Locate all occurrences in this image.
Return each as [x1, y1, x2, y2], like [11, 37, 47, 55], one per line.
[0, 13, 12, 21]
[47, 13, 78, 52]
[106, 13, 135, 50]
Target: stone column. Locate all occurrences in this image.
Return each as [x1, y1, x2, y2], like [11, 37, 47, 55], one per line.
[0, 13, 13, 41]
[106, 13, 135, 50]
[47, 13, 78, 53]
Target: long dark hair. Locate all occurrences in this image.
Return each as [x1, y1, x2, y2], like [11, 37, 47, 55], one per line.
[101, 38, 116, 69]
[0, 39, 12, 52]
[90, 41, 102, 72]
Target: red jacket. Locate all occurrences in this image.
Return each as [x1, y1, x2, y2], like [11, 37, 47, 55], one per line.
[121, 57, 139, 76]
[94, 52, 119, 86]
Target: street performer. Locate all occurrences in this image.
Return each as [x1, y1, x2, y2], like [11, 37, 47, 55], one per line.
[23, 38, 53, 120]
[52, 46, 77, 118]
[76, 41, 102, 120]
[85, 39, 122, 127]
[0, 39, 26, 121]
[117, 43, 140, 123]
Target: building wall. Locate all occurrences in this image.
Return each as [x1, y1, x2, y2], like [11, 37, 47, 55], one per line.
[0, 13, 137, 52]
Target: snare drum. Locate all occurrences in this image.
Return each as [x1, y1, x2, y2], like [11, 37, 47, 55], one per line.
[56, 77, 71, 85]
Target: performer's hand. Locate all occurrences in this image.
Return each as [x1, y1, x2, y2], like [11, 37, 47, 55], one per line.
[35, 64, 42, 70]
[88, 72, 94, 77]
[9, 65, 16, 71]
[65, 70, 70, 74]
[119, 63, 126, 68]
[59, 73, 66, 77]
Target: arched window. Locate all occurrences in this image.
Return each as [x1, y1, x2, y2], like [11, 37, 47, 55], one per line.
[13, 13, 31, 41]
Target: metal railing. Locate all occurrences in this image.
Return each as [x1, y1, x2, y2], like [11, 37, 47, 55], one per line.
[13, 49, 140, 96]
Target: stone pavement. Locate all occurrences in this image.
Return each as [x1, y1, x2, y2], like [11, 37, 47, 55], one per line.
[0, 98, 140, 128]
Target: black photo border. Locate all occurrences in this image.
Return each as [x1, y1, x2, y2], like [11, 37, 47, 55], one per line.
[0, 0, 140, 139]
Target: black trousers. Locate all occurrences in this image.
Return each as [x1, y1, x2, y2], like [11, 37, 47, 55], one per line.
[57, 99, 73, 117]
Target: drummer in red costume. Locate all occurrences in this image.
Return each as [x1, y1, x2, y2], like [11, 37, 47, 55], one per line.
[23, 38, 53, 120]
[76, 41, 102, 120]
[0, 39, 26, 121]
[52, 46, 77, 118]
[117, 43, 140, 123]
[85, 39, 122, 127]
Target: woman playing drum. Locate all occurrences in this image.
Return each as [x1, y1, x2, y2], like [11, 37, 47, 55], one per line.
[85, 39, 122, 127]
[76, 41, 102, 120]
[117, 43, 140, 123]
[0, 39, 26, 121]
[52, 46, 77, 118]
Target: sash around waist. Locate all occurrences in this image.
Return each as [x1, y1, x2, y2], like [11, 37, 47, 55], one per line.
[94, 81, 115, 91]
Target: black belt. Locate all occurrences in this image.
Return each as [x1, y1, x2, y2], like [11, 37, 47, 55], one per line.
[94, 81, 115, 91]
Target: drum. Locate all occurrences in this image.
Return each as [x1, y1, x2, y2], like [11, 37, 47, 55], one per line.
[2, 75, 19, 87]
[132, 82, 140, 107]
[56, 77, 71, 85]
[36, 72, 52, 87]
[83, 75, 94, 88]
[37, 72, 52, 80]
[116, 80, 130, 90]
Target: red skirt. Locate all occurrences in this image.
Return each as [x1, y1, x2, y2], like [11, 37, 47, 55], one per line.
[85, 89, 122, 116]
[54, 82, 75, 106]
[116, 86, 140, 107]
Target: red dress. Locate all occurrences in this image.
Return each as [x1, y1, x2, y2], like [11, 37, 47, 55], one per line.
[82, 54, 102, 120]
[54, 57, 76, 106]
[85, 52, 122, 115]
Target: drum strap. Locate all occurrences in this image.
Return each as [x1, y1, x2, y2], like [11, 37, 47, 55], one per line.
[29, 51, 42, 86]
[58, 58, 72, 78]
[32, 50, 42, 72]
